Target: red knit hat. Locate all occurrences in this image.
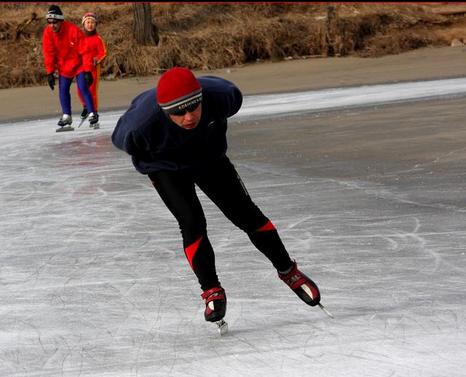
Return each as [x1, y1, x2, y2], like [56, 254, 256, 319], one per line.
[156, 67, 202, 114]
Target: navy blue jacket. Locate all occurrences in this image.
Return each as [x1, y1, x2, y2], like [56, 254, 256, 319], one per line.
[111, 76, 243, 174]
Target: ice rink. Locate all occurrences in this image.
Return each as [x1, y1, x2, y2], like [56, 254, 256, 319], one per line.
[1, 79, 466, 377]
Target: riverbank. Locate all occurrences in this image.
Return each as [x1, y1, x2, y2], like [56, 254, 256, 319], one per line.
[1, 46, 466, 123]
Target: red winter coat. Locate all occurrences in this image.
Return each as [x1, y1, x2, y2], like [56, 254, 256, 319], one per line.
[42, 21, 93, 78]
[84, 33, 107, 69]
[77, 33, 107, 110]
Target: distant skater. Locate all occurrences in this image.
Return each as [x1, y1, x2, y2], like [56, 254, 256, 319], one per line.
[77, 12, 107, 128]
[42, 5, 99, 131]
[111, 67, 321, 333]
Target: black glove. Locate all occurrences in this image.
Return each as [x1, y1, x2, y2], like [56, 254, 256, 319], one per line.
[47, 73, 55, 91]
[84, 71, 93, 87]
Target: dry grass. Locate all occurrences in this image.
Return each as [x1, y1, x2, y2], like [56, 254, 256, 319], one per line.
[1, 3, 465, 89]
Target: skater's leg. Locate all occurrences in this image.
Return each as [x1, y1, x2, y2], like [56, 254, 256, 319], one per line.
[247, 220, 294, 272]
[78, 68, 98, 113]
[58, 75, 73, 115]
[76, 72, 96, 113]
[195, 157, 293, 272]
[76, 82, 85, 111]
[92, 66, 100, 112]
[196, 157, 321, 307]
[148, 170, 220, 291]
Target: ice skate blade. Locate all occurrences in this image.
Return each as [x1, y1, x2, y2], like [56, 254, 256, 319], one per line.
[90, 122, 100, 129]
[56, 126, 74, 132]
[216, 319, 228, 335]
[318, 303, 334, 319]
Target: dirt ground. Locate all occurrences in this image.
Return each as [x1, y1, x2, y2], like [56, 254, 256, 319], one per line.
[1, 45, 466, 123]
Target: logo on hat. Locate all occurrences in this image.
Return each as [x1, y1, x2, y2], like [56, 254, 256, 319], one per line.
[46, 5, 64, 20]
[156, 67, 202, 114]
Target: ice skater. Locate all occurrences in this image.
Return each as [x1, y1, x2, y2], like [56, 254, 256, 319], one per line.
[77, 12, 107, 128]
[42, 5, 99, 131]
[111, 67, 322, 333]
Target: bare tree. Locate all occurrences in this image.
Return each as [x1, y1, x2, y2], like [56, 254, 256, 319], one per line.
[325, 5, 337, 57]
[133, 3, 159, 45]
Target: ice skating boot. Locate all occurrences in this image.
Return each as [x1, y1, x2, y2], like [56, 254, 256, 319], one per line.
[77, 107, 90, 128]
[201, 286, 228, 335]
[80, 107, 89, 120]
[88, 112, 100, 129]
[278, 261, 321, 306]
[56, 114, 74, 132]
[201, 286, 227, 322]
[57, 114, 72, 126]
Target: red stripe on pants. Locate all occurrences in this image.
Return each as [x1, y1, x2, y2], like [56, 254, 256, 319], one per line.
[256, 220, 276, 232]
[184, 236, 203, 269]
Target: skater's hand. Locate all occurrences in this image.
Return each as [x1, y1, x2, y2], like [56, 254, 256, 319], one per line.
[47, 73, 55, 91]
[84, 71, 93, 87]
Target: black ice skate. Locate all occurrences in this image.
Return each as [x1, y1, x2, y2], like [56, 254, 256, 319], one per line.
[88, 112, 100, 129]
[278, 261, 321, 307]
[80, 107, 89, 119]
[56, 114, 74, 132]
[201, 286, 228, 335]
[77, 107, 89, 128]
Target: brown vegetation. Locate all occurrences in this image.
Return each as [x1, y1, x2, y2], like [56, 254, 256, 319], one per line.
[1, 3, 466, 90]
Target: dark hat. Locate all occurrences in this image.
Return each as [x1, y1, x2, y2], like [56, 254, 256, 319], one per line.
[156, 67, 202, 114]
[46, 5, 64, 21]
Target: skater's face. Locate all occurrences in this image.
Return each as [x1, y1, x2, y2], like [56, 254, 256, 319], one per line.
[83, 18, 96, 32]
[47, 19, 63, 33]
[167, 103, 202, 130]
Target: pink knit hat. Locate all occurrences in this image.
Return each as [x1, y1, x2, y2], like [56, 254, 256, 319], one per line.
[82, 12, 97, 25]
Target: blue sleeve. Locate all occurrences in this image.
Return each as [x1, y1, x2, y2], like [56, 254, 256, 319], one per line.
[219, 80, 243, 118]
[111, 89, 157, 156]
[199, 76, 243, 119]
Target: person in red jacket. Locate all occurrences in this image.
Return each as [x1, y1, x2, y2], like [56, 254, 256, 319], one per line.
[42, 5, 99, 130]
[77, 12, 107, 128]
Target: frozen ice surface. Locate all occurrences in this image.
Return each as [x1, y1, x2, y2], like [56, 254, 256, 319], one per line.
[1, 80, 465, 376]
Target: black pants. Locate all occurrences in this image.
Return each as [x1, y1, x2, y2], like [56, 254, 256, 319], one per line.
[148, 156, 293, 291]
